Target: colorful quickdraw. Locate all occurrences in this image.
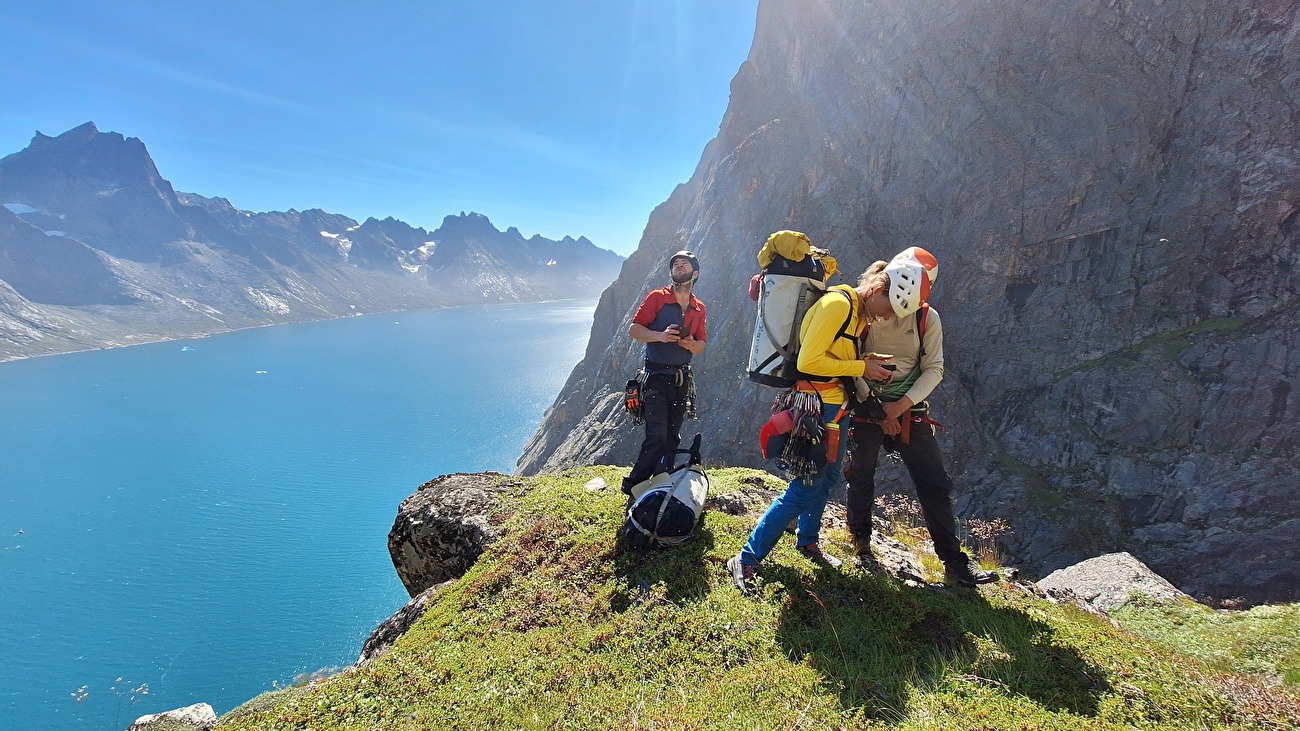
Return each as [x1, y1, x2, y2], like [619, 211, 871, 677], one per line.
[771, 388, 826, 478]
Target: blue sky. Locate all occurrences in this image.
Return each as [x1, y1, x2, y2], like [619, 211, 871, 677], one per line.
[2, 1, 759, 256]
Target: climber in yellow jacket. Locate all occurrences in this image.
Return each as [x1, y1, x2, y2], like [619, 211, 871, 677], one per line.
[728, 262, 897, 592]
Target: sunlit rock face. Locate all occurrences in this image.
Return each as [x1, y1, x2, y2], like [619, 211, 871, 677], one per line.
[0, 124, 623, 361]
[520, 0, 1300, 605]
[387, 473, 521, 597]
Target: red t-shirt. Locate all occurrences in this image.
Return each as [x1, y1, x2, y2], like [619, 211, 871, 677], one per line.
[632, 286, 707, 366]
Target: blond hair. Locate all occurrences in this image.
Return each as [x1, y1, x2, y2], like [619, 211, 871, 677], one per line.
[858, 260, 889, 293]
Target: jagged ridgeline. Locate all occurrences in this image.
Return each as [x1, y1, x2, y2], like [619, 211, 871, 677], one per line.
[0, 122, 623, 361]
[519, 0, 1299, 606]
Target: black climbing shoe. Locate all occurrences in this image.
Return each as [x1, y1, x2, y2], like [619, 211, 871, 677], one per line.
[852, 551, 887, 576]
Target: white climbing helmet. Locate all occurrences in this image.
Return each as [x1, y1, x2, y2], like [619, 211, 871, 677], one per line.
[884, 246, 939, 317]
[893, 246, 938, 285]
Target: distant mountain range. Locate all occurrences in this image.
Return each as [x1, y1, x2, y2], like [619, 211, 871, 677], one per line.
[0, 122, 623, 361]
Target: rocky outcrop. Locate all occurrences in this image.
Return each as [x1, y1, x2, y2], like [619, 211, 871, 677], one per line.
[385, 470, 935, 604]
[0, 124, 623, 362]
[127, 702, 216, 730]
[357, 581, 452, 666]
[1039, 552, 1194, 614]
[386, 473, 526, 597]
[519, 0, 1300, 605]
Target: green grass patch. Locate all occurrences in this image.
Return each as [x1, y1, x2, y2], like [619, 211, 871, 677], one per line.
[216, 467, 1298, 730]
[1113, 596, 1300, 686]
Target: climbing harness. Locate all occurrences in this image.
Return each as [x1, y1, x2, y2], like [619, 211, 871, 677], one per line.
[762, 387, 842, 479]
[626, 364, 696, 424]
[777, 389, 824, 478]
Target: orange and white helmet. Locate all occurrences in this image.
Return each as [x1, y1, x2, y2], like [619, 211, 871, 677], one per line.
[885, 246, 939, 317]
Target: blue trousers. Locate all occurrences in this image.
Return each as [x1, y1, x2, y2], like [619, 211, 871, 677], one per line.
[740, 401, 848, 566]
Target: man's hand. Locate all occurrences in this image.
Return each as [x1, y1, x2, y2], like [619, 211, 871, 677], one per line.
[660, 324, 682, 343]
[882, 397, 914, 421]
[863, 354, 895, 382]
[878, 397, 913, 436]
[677, 333, 705, 355]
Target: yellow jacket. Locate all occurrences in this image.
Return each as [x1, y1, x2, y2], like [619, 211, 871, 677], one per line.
[795, 284, 865, 405]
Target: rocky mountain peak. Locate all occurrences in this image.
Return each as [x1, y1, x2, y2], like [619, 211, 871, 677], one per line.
[0, 124, 623, 362]
[7, 121, 165, 190]
[435, 211, 496, 236]
[0, 121, 186, 261]
[26, 121, 100, 149]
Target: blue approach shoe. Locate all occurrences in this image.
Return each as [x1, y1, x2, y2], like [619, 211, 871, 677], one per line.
[943, 557, 1000, 588]
[726, 555, 757, 594]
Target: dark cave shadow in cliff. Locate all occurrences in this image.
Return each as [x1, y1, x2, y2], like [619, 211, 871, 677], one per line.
[767, 564, 1110, 719]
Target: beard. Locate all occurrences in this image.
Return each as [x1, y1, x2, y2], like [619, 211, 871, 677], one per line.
[671, 271, 695, 285]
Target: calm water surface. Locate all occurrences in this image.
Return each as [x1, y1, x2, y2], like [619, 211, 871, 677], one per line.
[0, 300, 595, 729]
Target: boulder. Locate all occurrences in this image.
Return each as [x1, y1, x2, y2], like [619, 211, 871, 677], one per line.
[1038, 551, 1192, 613]
[387, 472, 522, 597]
[127, 703, 216, 730]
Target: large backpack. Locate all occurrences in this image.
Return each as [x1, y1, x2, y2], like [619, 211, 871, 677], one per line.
[746, 231, 845, 388]
[750, 274, 931, 389]
[622, 434, 710, 550]
[748, 278, 857, 388]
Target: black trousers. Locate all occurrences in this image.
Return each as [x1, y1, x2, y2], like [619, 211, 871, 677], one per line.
[624, 372, 688, 490]
[846, 416, 967, 565]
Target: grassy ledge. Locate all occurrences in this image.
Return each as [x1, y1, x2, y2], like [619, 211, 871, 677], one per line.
[218, 467, 1299, 730]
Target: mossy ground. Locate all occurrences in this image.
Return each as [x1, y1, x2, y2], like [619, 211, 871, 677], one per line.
[1113, 597, 1300, 686]
[219, 467, 1299, 730]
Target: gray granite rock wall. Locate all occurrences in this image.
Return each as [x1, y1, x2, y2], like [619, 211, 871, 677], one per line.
[519, 0, 1300, 604]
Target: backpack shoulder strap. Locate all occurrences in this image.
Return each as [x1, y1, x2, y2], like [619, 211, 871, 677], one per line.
[832, 287, 858, 347]
[794, 286, 859, 385]
[917, 303, 929, 359]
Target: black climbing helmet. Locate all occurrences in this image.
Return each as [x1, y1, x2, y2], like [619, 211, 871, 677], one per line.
[669, 250, 700, 277]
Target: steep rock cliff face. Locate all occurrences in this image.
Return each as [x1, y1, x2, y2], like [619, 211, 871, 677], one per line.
[519, 0, 1300, 604]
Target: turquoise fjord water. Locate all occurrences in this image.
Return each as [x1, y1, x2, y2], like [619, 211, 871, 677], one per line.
[0, 299, 597, 729]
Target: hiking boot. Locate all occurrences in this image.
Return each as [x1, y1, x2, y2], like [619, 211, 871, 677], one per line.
[851, 533, 871, 556]
[726, 555, 757, 594]
[796, 542, 842, 569]
[852, 551, 887, 576]
[944, 557, 1000, 588]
